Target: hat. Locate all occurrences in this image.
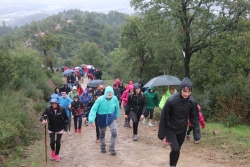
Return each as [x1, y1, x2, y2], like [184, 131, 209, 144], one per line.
[133, 83, 140, 89]
[72, 86, 77, 90]
[74, 95, 79, 99]
[129, 85, 134, 90]
[50, 97, 59, 103]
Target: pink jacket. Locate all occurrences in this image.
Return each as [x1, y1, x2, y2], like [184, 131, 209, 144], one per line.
[188, 112, 205, 129]
[121, 90, 129, 106]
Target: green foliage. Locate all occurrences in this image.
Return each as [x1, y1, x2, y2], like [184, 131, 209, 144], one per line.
[33, 101, 48, 114]
[51, 73, 64, 86]
[45, 70, 53, 78]
[224, 111, 242, 128]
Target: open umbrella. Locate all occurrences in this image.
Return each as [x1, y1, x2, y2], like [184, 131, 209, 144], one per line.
[62, 69, 76, 76]
[87, 80, 105, 88]
[80, 64, 86, 67]
[144, 75, 181, 87]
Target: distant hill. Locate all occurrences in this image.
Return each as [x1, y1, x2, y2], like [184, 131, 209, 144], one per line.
[9, 13, 50, 27]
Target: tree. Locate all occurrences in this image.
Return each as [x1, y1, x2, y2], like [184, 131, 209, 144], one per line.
[77, 41, 105, 68]
[131, 0, 250, 78]
[34, 30, 63, 72]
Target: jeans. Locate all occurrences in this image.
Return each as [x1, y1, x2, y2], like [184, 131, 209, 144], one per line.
[99, 120, 117, 151]
[73, 114, 83, 129]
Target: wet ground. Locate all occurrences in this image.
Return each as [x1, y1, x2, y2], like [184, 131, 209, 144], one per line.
[46, 77, 247, 167]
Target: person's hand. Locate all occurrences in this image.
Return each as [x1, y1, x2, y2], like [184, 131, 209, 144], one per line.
[63, 131, 67, 135]
[125, 115, 128, 119]
[194, 140, 199, 144]
[42, 120, 47, 124]
[91, 122, 96, 127]
[140, 115, 144, 120]
[83, 117, 87, 123]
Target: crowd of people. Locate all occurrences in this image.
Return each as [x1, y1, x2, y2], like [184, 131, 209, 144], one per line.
[41, 70, 205, 167]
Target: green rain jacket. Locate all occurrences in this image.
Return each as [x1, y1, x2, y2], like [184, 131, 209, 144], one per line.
[159, 86, 177, 109]
[144, 86, 159, 110]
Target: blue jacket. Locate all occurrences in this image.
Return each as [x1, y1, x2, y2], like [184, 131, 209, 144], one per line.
[58, 95, 73, 116]
[80, 89, 92, 107]
[88, 86, 120, 128]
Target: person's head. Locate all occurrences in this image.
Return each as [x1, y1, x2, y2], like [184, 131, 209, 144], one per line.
[64, 83, 68, 88]
[50, 94, 59, 109]
[94, 90, 102, 100]
[148, 86, 155, 93]
[62, 92, 67, 98]
[133, 83, 141, 94]
[104, 86, 114, 99]
[128, 85, 134, 93]
[55, 87, 60, 93]
[72, 86, 77, 92]
[98, 85, 105, 92]
[179, 78, 192, 99]
[113, 84, 117, 88]
[169, 85, 176, 95]
[73, 95, 79, 102]
[71, 72, 75, 75]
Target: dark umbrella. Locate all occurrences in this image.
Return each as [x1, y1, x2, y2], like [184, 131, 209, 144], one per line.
[62, 69, 76, 76]
[87, 80, 105, 88]
[144, 75, 181, 87]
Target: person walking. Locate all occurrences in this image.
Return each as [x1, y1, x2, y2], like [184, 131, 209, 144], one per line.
[60, 83, 70, 94]
[125, 83, 147, 141]
[83, 90, 103, 142]
[159, 85, 177, 145]
[158, 78, 201, 167]
[40, 95, 68, 162]
[118, 82, 126, 108]
[186, 104, 205, 143]
[58, 92, 73, 131]
[69, 95, 85, 133]
[121, 84, 134, 127]
[113, 84, 121, 108]
[143, 86, 159, 127]
[88, 86, 120, 155]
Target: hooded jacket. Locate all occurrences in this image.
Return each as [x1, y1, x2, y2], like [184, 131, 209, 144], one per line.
[158, 78, 201, 141]
[68, 86, 79, 100]
[126, 86, 147, 116]
[144, 86, 159, 110]
[159, 86, 177, 109]
[125, 81, 133, 90]
[137, 79, 146, 92]
[71, 96, 85, 116]
[58, 95, 73, 116]
[88, 86, 120, 128]
[40, 105, 68, 132]
[79, 89, 92, 107]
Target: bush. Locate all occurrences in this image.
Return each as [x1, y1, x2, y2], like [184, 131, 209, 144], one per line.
[52, 73, 64, 86]
[45, 70, 53, 78]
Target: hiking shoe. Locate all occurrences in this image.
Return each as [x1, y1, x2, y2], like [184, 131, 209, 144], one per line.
[78, 129, 81, 133]
[133, 134, 138, 141]
[186, 135, 190, 141]
[55, 155, 60, 162]
[164, 139, 170, 145]
[101, 147, 106, 153]
[148, 123, 154, 127]
[109, 149, 116, 155]
[50, 150, 55, 160]
[142, 119, 146, 124]
[74, 129, 77, 133]
[95, 138, 100, 143]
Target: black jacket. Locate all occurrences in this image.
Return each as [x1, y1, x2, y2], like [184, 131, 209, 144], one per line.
[40, 105, 68, 132]
[158, 78, 201, 141]
[94, 70, 102, 80]
[60, 84, 71, 94]
[126, 92, 147, 116]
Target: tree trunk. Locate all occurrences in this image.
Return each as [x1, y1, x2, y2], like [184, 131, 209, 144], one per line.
[43, 50, 54, 73]
[184, 51, 191, 78]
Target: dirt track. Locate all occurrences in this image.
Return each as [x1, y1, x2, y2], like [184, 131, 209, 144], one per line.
[45, 77, 247, 167]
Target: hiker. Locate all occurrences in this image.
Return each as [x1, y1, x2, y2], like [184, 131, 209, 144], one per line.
[118, 82, 126, 108]
[69, 95, 85, 133]
[79, 67, 85, 83]
[137, 79, 146, 92]
[143, 86, 159, 127]
[68, 86, 79, 100]
[125, 80, 133, 90]
[68, 72, 76, 90]
[159, 85, 177, 145]
[97, 85, 105, 95]
[94, 68, 102, 80]
[74, 81, 83, 96]
[186, 104, 205, 143]
[158, 78, 201, 167]
[88, 86, 120, 155]
[40, 95, 68, 162]
[58, 92, 73, 131]
[83, 90, 103, 143]
[113, 84, 121, 108]
[88, 73, 94, 81]
[54, 87, 62, 97]
[121, 84, 134, 127]
[80, 89, 93, 126]
[125, 83, 147, 141]
[60, 83, 71, 95]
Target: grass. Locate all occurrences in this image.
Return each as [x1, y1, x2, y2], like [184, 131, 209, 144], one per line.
[196, 123, 250, 159]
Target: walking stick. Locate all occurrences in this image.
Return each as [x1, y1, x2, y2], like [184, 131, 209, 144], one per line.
[45, 123, 47, 165]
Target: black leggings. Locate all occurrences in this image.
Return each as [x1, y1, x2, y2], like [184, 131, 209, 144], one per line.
[95, 117, 99, 139]
[49, 133, 63, 155]
[147, 109, 154, 119]
[166, 131, 186, 166]
[186, 126, 193, 135]
[129, 111, 141, 135]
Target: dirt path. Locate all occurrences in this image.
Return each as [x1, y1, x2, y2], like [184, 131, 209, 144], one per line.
[45, 77, 246, 167]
